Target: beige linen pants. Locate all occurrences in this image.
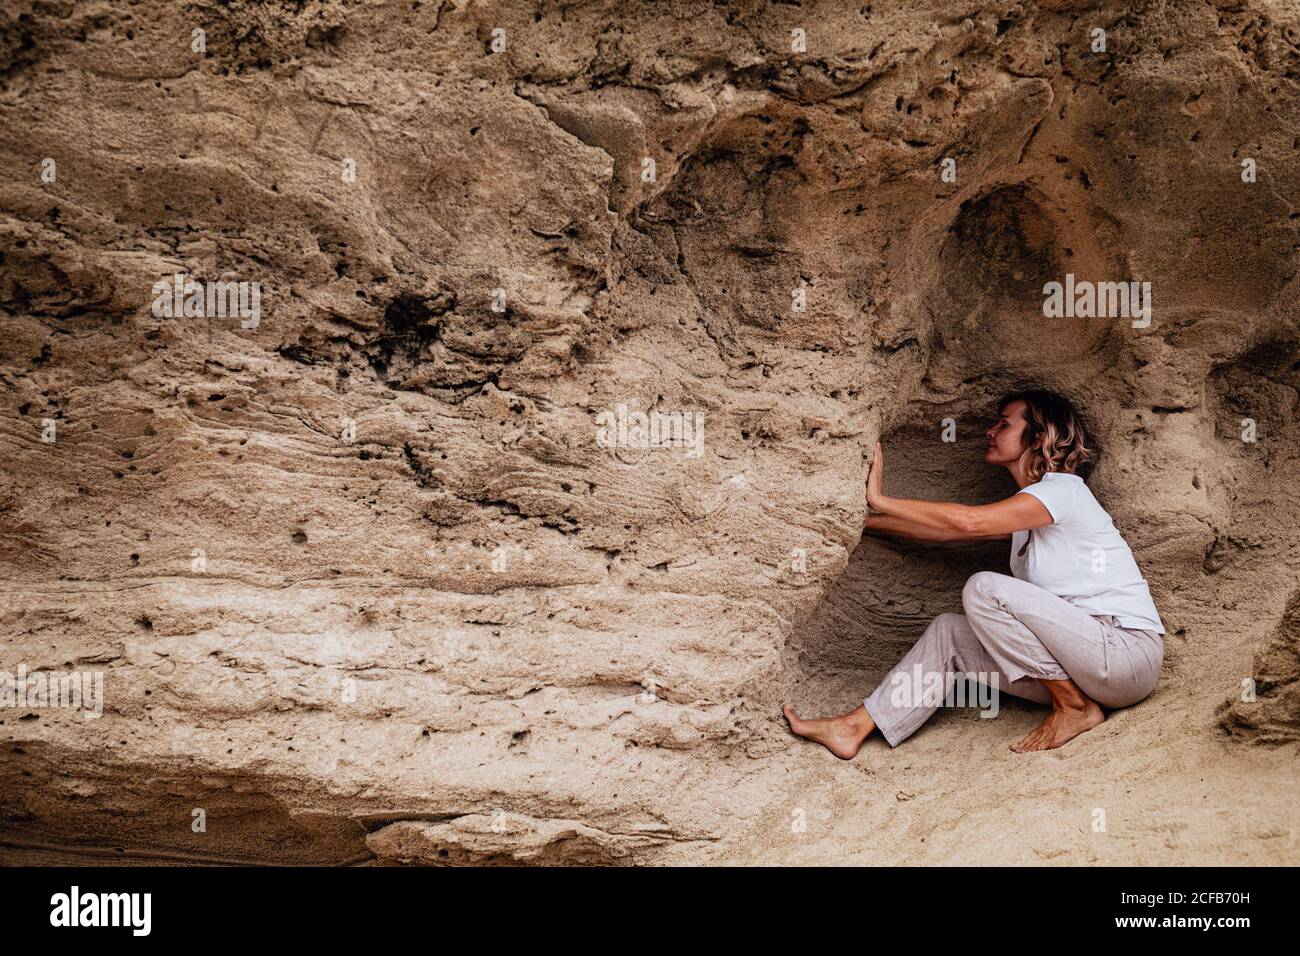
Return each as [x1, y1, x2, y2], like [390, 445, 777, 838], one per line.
[862, 571, 1164, 747]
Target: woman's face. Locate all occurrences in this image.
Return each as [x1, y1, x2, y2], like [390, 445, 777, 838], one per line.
[985, 400, 1034, 466]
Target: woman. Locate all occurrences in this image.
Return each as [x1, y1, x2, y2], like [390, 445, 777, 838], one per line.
[784, 389, 1165, 756]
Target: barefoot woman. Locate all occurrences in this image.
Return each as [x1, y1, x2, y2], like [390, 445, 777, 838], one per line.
[784, 389, 1165, 756]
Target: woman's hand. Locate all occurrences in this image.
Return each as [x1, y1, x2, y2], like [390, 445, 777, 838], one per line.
[866, 440, 887, 511]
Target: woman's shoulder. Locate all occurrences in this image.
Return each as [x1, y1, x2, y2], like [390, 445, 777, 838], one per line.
[1018, 472, 1081, 523]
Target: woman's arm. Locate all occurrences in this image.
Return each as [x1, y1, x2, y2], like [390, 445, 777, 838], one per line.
[865, 440, 1053, 536]
[865, 512, 1012, 542]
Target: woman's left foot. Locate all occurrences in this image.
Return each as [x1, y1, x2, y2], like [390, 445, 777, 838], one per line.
[1010, 699, 1105, 752]
[783, 705, 875, 759]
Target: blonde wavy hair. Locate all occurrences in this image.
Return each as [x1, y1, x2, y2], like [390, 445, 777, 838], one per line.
[997, 389, 1096, 483]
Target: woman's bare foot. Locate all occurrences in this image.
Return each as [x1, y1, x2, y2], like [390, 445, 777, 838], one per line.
[783, 704, 876, 759]
[1010, 698, 1105, 752]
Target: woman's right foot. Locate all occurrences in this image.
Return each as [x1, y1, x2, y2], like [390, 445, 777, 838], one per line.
[1010, 698, 1104, 752]
[782, 704, 876, 760]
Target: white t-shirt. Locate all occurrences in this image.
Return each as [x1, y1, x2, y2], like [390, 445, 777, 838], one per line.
[1010, 473, 1165, 634]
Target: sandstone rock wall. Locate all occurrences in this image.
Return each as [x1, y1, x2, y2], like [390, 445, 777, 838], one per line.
[1, 0, 1297, 864]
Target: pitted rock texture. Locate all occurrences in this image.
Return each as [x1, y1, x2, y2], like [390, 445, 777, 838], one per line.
[1, 0, 1298, 865]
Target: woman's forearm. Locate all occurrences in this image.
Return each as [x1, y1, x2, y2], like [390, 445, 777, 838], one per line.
[870, 495, 975, 534]
[864, 512, 959, 542]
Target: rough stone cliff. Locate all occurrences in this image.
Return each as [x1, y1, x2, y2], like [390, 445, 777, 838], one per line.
[1, 0, 1297, 864]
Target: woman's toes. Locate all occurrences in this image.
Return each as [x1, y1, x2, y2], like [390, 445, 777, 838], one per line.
[783, 710, 865, 760]
[1012, 724, 1047, 752]
[1012, 706, 1102, 753]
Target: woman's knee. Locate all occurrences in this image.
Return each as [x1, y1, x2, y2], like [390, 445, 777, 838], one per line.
[924, 612, 983, 659]
[909, 613, 963, 658]
[961, 570, 1008, 612]
[924, 611, 967, 638]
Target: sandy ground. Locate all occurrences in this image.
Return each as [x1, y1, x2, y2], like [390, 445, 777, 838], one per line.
[713, 632, 1300, 865]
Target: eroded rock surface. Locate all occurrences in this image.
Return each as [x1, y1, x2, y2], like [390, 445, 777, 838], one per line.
[1, 0, 1297, 864]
